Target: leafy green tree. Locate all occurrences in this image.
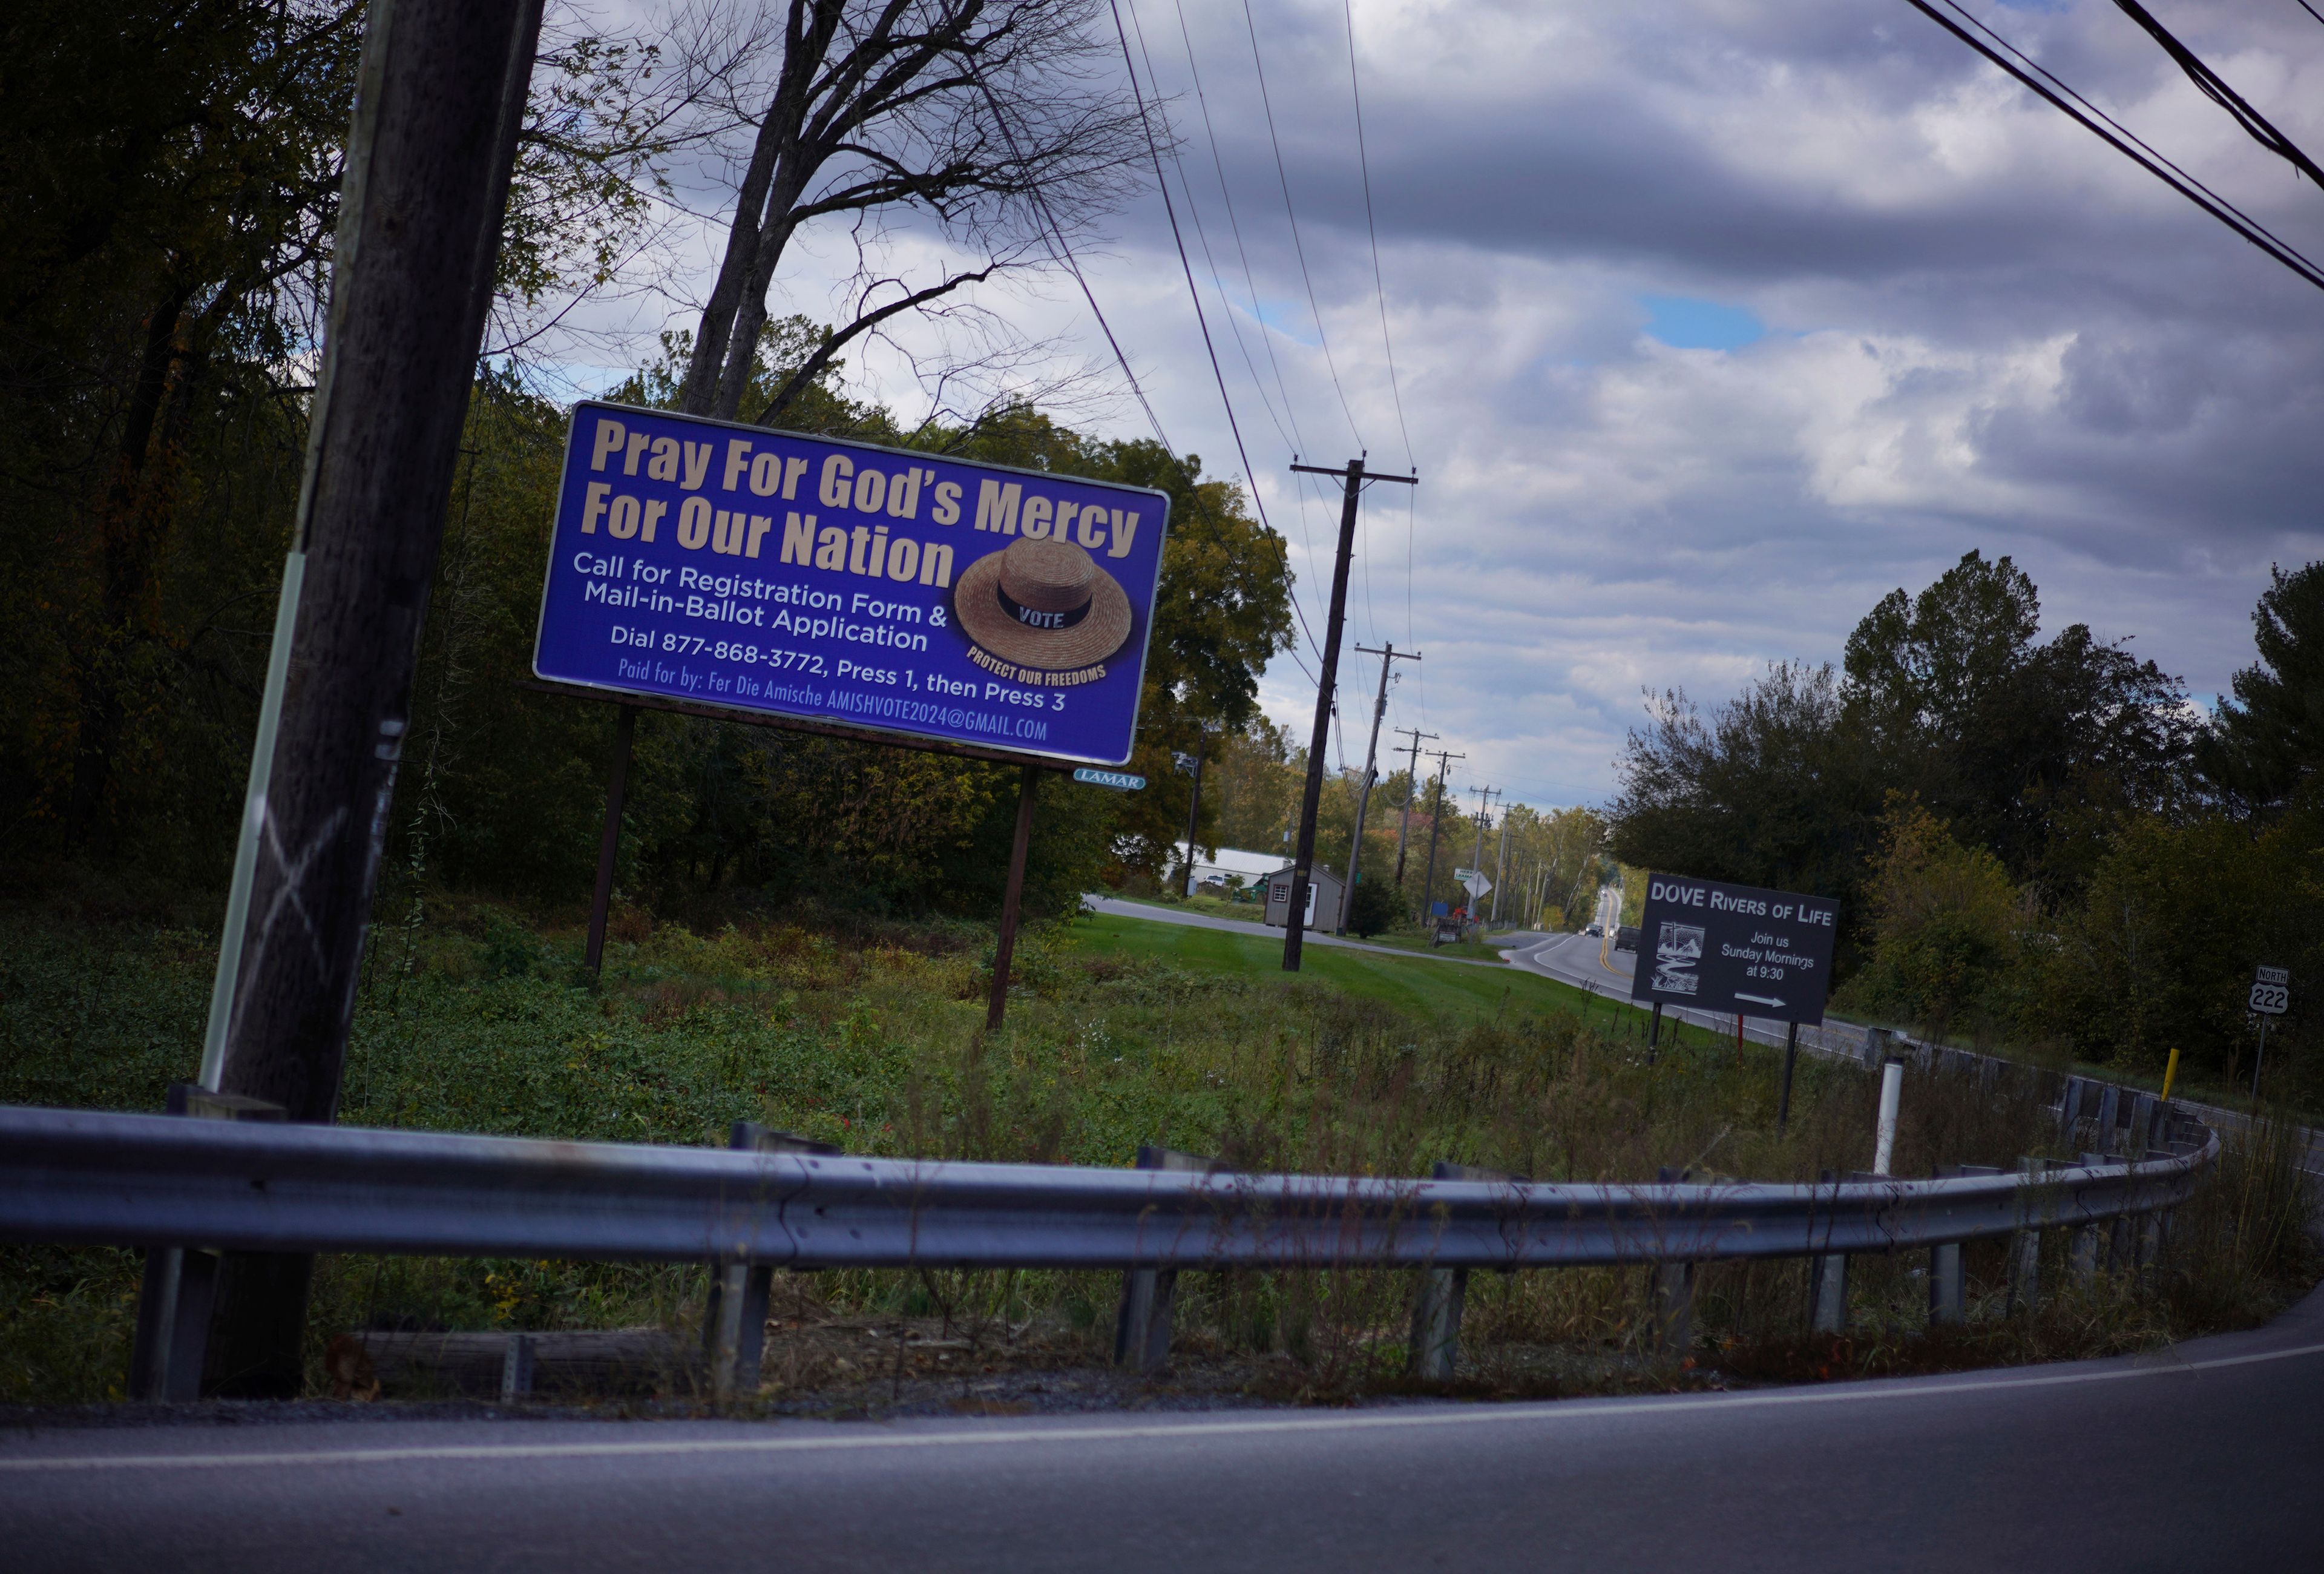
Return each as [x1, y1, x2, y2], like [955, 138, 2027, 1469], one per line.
[1841, 550, 2198, 896]
[2203, 561, 2324, 817]
[1343, 873, 1406, 939]
[1844, 797, 2027, 1041]
[1608, 660, 1884, 924]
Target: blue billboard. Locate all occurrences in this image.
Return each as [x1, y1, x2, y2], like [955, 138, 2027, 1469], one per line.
[533, 401, 1171, 765]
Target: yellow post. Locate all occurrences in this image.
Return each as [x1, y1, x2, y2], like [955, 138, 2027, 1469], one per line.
[2161, 1046, 2181, 1103]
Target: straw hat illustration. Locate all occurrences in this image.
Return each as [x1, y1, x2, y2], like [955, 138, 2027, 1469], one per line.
[953, 537, 1133, 671]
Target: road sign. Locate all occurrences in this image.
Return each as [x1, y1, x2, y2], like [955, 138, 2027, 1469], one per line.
[2251, 964, 2290, 1016]
[1072, 767, 1144, 791]
[533, 401, 1171, 765]
[1460, 872, 1493, 900]
[1627, 873, 1840, 1025]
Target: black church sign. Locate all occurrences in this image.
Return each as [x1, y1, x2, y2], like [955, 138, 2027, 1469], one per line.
[1627, 874, 1839, 1025]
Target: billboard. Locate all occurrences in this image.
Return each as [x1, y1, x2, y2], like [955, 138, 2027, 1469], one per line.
[532, 401, 1172, 765]
[1626, 873, 1840, 1025]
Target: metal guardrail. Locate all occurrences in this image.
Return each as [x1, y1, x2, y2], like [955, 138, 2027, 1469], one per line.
[0, 1098, 2219, 1400]
[0, 1103, 2215, 1270]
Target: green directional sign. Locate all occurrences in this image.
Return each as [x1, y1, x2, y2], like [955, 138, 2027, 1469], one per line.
[1072, 767, 1144, 791]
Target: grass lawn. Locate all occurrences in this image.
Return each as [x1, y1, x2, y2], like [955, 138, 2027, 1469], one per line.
[1067, 910, 1741, 1051]
[1099, 892, 1540, 964]
[2, 893, 2311, 1406]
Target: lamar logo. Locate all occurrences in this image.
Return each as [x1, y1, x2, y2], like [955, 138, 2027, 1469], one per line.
[1653, 921, 1704, 995]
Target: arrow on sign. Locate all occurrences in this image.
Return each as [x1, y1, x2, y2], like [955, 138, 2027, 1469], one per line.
[1736, 993, 1785, 1009]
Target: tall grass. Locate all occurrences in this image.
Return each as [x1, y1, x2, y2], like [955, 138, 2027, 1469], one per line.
[0, 898, 2312, 1404]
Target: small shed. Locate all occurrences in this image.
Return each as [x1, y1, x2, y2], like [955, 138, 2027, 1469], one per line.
[1262, 864, 1345, 931]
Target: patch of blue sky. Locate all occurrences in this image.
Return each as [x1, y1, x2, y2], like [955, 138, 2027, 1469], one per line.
[1640, 294, 1764, 352]
[1229, 294, 1321, 349]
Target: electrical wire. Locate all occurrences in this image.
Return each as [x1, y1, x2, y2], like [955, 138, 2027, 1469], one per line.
[1123, 0, 1296, 453]
[968, 72, 1176, 446]
[1169, 0, 1308, 457]
[1342, 0, 1413, 469]
[1106, 0, 1274, 547]
[2109, 0, 2324, 187]
[1901, 1, 2324, 292]
[1239, 0, 1366, 450]
[1144, 0, 1328, 668]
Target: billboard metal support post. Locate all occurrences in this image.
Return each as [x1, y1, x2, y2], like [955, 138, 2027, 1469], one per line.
[987, 765, 1041, 1030]
[1778, 1021, 1800, 1128]
[583, 705, 637, 978]
[1282, 459, 1416, 970]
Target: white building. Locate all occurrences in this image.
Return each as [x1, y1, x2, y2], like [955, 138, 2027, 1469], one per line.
[1170, 844, 1286, 891]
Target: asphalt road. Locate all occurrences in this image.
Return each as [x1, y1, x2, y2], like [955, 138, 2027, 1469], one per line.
[7, 1284, 2321, 1572]
[1079, 894, 1511, 970]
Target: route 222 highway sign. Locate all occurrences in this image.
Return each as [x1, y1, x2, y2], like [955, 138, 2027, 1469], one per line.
[2251, 965, 2290, 1017]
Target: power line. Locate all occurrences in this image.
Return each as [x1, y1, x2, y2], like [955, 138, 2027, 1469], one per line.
[1169, 0, 1308, 456]
[1900, 1, 2324, 292]
[1238, 0, 1366, 450]
[1148, 0, 1329, 668]
[1105, 0, 1273, 548]
[2109, 0, 2324, 188]
[1124, 0, 1296, 454]
[968, 71, 1175, 447]
[1341, 0, 1412, 469]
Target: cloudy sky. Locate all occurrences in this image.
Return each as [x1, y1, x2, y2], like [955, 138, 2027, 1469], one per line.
[565, 0, 2324, 810]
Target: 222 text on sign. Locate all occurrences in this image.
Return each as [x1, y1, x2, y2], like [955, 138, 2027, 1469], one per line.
[533, 402, 1172, 765]
[1627, 874, 1840, 1026]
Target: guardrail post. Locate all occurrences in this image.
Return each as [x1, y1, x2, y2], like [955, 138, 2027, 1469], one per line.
[1807, 1169, 1848, 1335]
[2067, 1153, 2110, 1286]
[1408, 1161, 1518, 1381]
[1926, 1164, 1994, 1325]
[1646, 1167, 1696, 1360]
[127, 1085, 285, 1401]
[2129, 1093, 2158, 1155]
[2058, 1077, 2086, 1140]
[2007, 1156, 2046, 1314]
[501, 1332, 537, 1401]
[2095, 1085, 2121, 1151]
[1114, 1145, 1216, 1374]
[705, 1122, 837, 1403]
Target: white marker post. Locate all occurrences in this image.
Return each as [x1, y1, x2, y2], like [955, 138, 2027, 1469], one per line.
[1873, 1058, 1905, 1176]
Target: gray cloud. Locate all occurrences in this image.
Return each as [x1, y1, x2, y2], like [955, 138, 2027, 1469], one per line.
[571, 0, 2324, 808]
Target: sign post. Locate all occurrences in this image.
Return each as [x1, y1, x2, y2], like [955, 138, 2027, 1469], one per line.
[1628, 873, 1842, 1127]
[2250, 964, 2290, 1098]
[532, 401, 1171, 1021]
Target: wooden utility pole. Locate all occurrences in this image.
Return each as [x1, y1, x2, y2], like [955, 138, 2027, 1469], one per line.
[1178, 727, 1209, 898]
[1390, 726, 1434, 886]
[195, 0, 547, 1398]
[1338, 644, 1419, 932]
[1463, 786, 1497, 933]
[1417, 748, 1463, 926]
[1282, 458, 1417, 972]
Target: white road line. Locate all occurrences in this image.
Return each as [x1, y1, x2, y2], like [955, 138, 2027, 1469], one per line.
[7, 1340, 2320, 1475]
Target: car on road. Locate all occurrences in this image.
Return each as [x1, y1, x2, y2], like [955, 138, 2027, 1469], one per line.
[1584, 923, 1603, 937]
[1614, 925, 1640, 953]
